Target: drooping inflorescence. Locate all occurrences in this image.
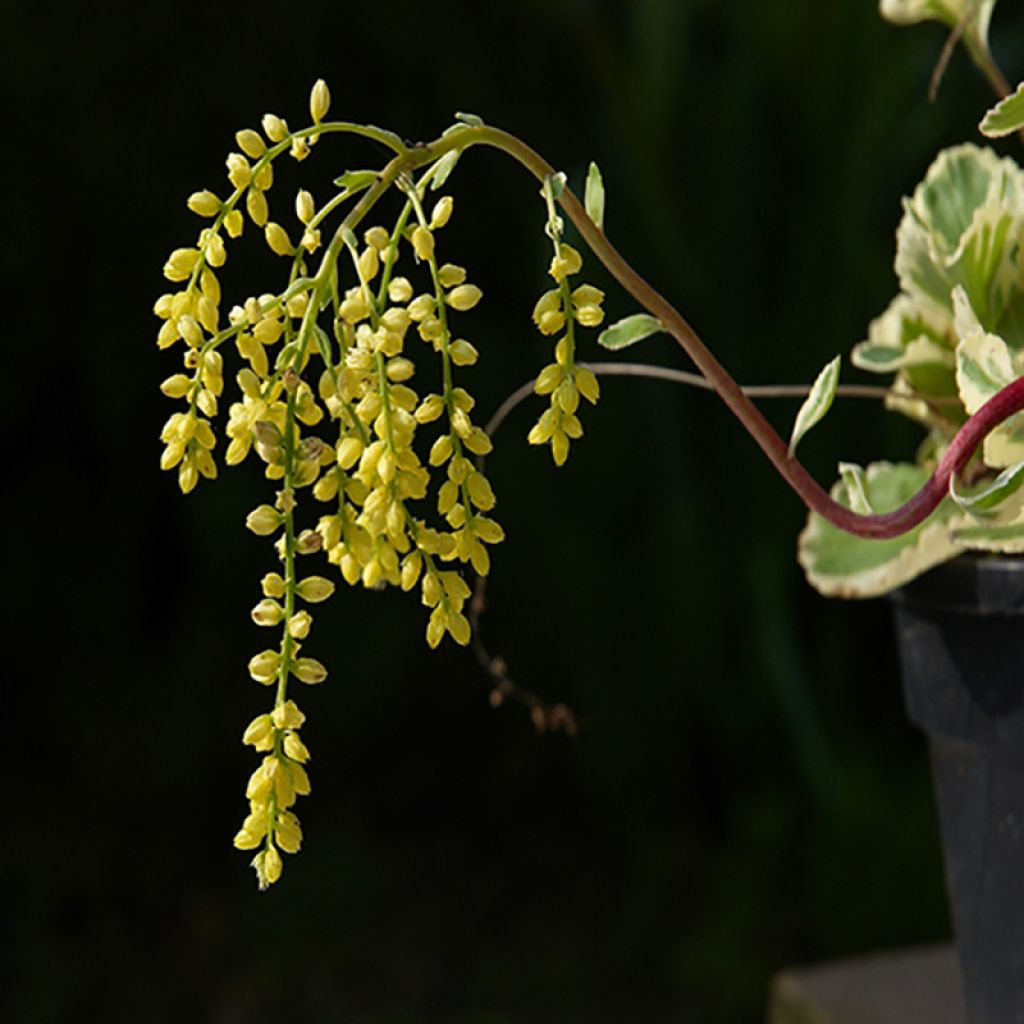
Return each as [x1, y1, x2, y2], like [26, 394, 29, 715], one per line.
[156, 84, 609, 888]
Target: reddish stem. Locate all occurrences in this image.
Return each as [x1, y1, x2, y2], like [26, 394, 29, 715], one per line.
[802, 377, 1024, 538]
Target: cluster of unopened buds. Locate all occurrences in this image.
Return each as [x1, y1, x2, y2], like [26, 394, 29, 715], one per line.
[156, 82, 608, 888]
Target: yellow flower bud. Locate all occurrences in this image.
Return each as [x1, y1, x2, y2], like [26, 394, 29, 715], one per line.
[177, 315, 202, 347]
[411, 226, 434, 261]
[272, 700, 306, 730]
[224, 209, 244, 238]
[246, 504, 282, 536]
[226, 152, 251, 189]
[430, 196, 453, 229]
[251, 599, 284, 626]
[438, 264, 466, 288]
[386, 357, 415, 382]
[262, 572, 286, 598]
[248, 650, 281, 684]
[473, 516, 505, 544]
[572, 284, 605, 306]
[429, 434, 454, 465]
[246, 188, 269, 227]
[293, 658, 328, 684]
[467, 472, 496, 510]
[233, 826, 263, 851]
[401, 552, 423, 591]
[163, 247, 199, 282]
[446, 285, 482, 312]
[358, 246, 379, 283]
[242, 714, 274, 747]
[262, 113, 289, 142]
[275, 810, 303, 853]
[289, 191, 313, 227]
[290, 136, 310, 161]
[310, 79, 331, 122]
[534, 363, 562, 395]
[295, 576, 335, 602]
[336, 437, 363, 470]
[263, 844, 283, 886]
[283, 733, 310, 764]
[448, 611, 471, 646]
[187, 190, 222, 217]
[549, 243, 583, 282]
[463, 427, 493, 456]
[365, 226, 390, 251]
[264, 222, 293, 256]
[197, 295, 219, 333]
[340, 291, 370, 324]
[254, 161, 273, 191]
[288, 611, 312, 639]
[415, 394, 445, 424]
[449, 340, 479, 366]
[388, 277, 413, 303]
[426, 608, 446, 648]
[575, 303, 604, 328]
[160, 374, 192, 399]
[575, 366, 600, 404]
[407, 294, 434, 321]
[236, 129, 266, 159]
[422, 572, 442, 607]
[551, 430, 570, 466]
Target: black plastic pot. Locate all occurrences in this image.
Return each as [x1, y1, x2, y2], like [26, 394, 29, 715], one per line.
[892, 555, 1024, 1024]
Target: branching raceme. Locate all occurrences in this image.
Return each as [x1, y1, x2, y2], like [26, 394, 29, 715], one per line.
[158, 42, 1024, 887]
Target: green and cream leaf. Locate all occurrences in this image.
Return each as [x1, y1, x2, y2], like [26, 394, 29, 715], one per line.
[798, 462, 968, 598]
[981, 82, 1024, 139]
[788, 356, 840, 456]
[950, 460, 1024, 520]
[597, 313, 664, 351]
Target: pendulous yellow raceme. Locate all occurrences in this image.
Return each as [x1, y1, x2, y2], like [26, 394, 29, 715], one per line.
[155, 82, 602, 888]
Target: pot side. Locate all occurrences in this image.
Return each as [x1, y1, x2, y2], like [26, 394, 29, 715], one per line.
[892, 555, 1024, 1024]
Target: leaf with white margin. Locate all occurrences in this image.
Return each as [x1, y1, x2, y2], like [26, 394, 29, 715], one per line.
[954, 287, 1024, 466]
[981, 82, 1024, 138]
[597, 313, 664, 351]
[838, 462, 874, 514]
[950, 460, 1024, 522]
[789, 356, 840, 456]
[798, 461, 968, 598]
[953, 520, 1024, 552]
[894, 145, 1024, 330]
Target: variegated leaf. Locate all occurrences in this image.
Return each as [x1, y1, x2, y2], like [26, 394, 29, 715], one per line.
[798, 461, 968, 598]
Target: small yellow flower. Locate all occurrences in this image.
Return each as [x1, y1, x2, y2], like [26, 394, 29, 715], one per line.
[310, 79, 331, 122]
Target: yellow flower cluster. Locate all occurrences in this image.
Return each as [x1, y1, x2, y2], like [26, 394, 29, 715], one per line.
[528, 240, 603, 464]
[233, 560, 335, 889]
[155, 82, 526, 887]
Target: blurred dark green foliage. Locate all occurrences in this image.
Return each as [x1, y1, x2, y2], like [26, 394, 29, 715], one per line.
[8, 0, 1023, 1021]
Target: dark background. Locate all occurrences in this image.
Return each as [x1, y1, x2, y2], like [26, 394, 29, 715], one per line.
[8, 1, 1023, 1021]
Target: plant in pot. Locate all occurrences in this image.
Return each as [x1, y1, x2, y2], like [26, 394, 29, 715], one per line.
[154, 0, 1024, 1018]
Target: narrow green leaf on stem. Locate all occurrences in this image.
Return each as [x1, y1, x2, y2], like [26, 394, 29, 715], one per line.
[332, 169, 379, 191]
[788, 356, 840, 456]
[597, 313, 663, 351]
